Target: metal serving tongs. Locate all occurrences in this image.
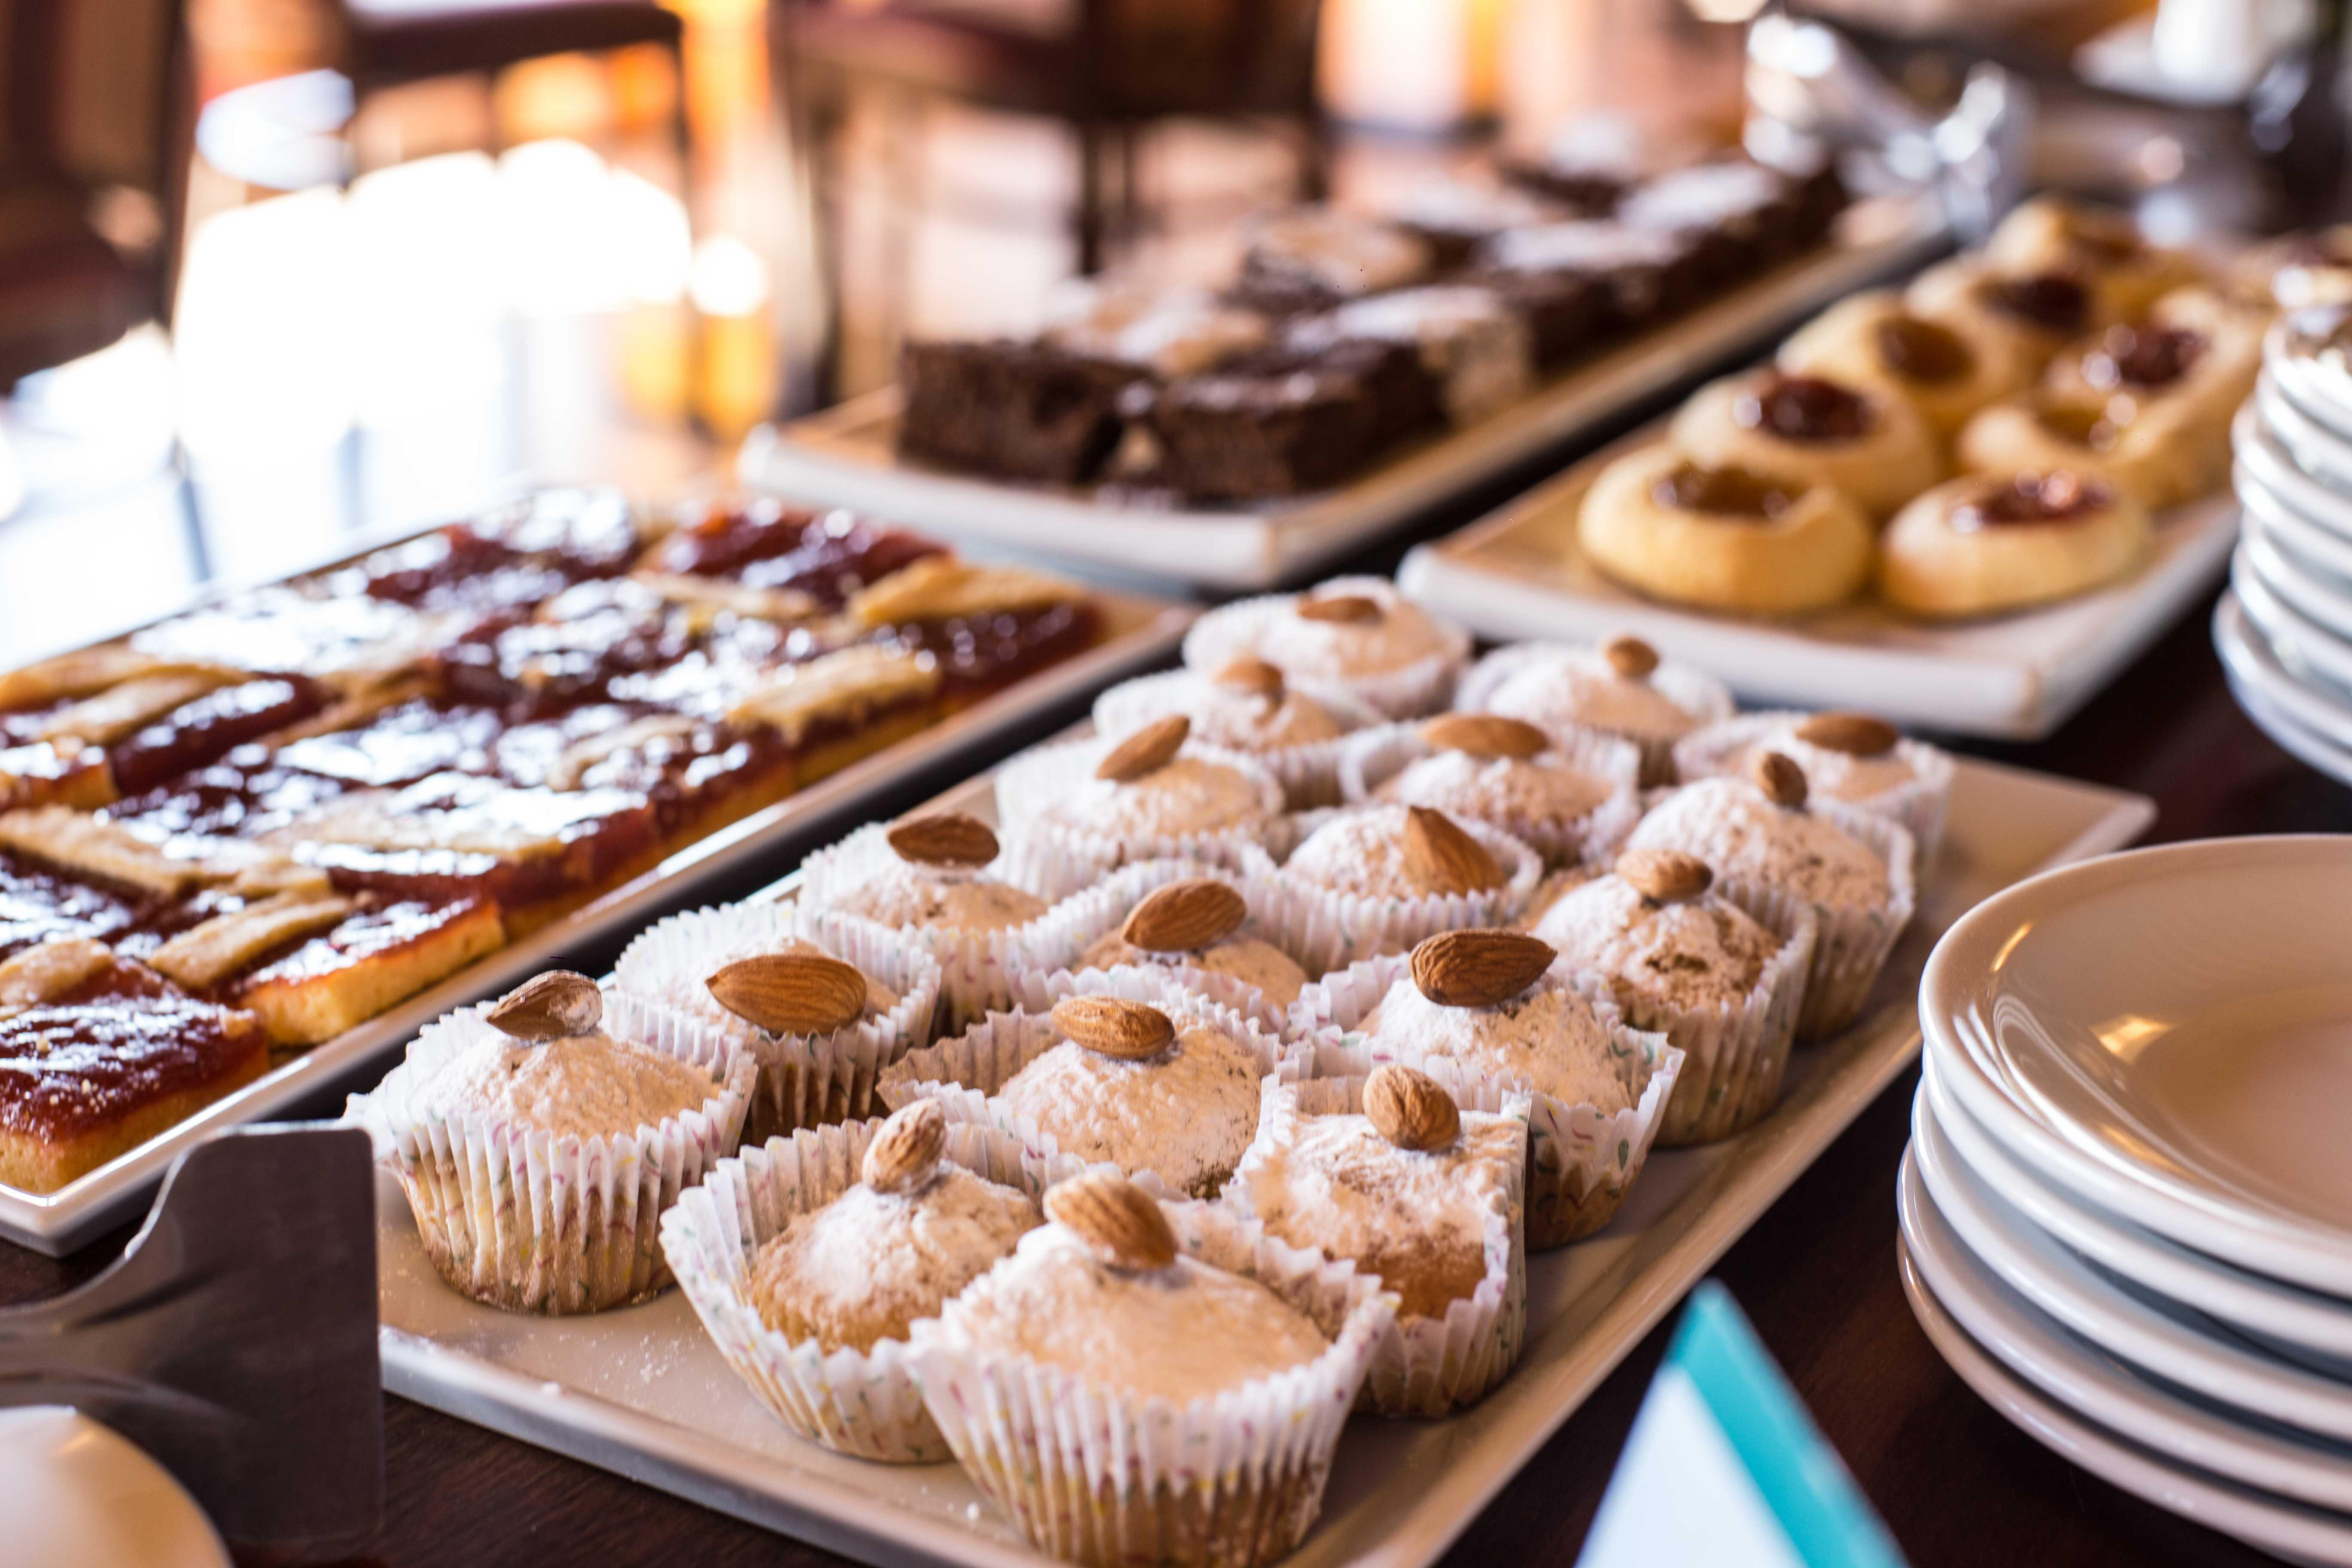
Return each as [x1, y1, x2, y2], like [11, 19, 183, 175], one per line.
[0, 1124, 383, 1557]
[1745, 0, 2030, 242]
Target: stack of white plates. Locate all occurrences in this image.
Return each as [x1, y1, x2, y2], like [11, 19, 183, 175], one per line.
[2220, 305, 2352, 782]
[1906, 836, 2352, 1562]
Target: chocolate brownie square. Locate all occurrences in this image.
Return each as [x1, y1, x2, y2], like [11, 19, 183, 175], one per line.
[1285, 286, 1534, 427]
[1617, 159, 1806, 288]
[1385, 179, 1571, 271]
[897, 338, 1142, 485]
[1121, 340, 1433, 500]
[1471, 220, 1707, 353]
[1228, 208, 1435, 317]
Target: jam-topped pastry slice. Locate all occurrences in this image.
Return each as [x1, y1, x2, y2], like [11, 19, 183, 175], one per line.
[1577, 440, 1873, 615]
[0, 940, 270, 1193]
[327, 488, 641, 612]
[1777, 288, 2033, 437]
[847, 557, 1103, 702]
[0, 672, 330, 810]
[637, 498, 946, 610]
[0, 848, 147, 962]
[1669, 366, 1942, 520]
[131, 586, 465, 701]
[1881, 469, 2152, 619]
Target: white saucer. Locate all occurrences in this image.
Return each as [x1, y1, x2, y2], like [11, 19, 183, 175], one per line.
[2223, 646, 2352, 791]
[1911, 1084, 2352, 1442]
[2266, 306, 2352, 447]
[1921, 828, 2352, 1298]
[2234, 547, 2352, 702]
[2240, 461, 2352, 586]
[0, 1407, 230, 1568]
[1900, 1138, 2352, 1515]
[1924, 1057, 2352, 1366]
[2258, 372, 2352, 498]
[1899, 1164, 2352, 1565]
[2242, 509, 2352, 640]
[2237, 401, 2352, 543]
[2216, 589, 2352, 752]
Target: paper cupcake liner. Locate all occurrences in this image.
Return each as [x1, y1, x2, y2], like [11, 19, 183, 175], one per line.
[1688, 800, 1918, 1041]
[1238, 808, 1547, 977]
[908, 1197, 1397, 1568]
[1454, 641, 1736, 785]
[659, 1118, 1082, 1463]
[610, 903, 942, 1141]
[1547, 891, 1818, 1147]
[1335, 723, 1646, 868]
[348, 996, 757, 1315]
[993, 733, 1291, 891]
[877, 969, 1305, 1198]
[1093, 670, 1386, 810]
[1289, 952, 1682, 1249]
[1181, 577, 1473, 720]
[795, 823, 1137, 1032]
[1669, 712, 1956, 871]
[1223, 1075, 1530, 1417]
[1004, 858, 1310, 1036]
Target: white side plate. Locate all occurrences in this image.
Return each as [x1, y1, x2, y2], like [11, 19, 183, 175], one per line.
[0, 591, 1197, 1255]
[378, 751, 2151, 1568]
[738, 208, 1946, 592]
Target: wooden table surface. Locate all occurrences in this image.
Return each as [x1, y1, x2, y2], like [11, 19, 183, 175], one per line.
[4, 579, 2346, 1568]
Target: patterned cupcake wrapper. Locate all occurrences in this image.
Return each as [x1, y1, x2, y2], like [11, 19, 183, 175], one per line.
[876, 970, 1306, 1198]
[1237, 808, 1547, 978]
[1453, 640, 1737, 786]
[1002, 858, 1308, 1037]
[347, 996, 756, 1315]
[908, 1197, 1398, 1568]
[1093, 669, 1387, 810]
[658, 1118, 1083, 1463]
[1181, 577, 1473, 721]
[992, 733, 1291, 891]
[794, 823, 1136, 1032]
[1669, 711, 1956, 871]
[1592, 892, 1818, 1147]
[1335, 723, 1647, 869]
[609, 903, 942, 1140]
[1289, 953, 1683, 1250]
[1224, 1075, 1531, 1417]
[1700, 800, 1918, 1041]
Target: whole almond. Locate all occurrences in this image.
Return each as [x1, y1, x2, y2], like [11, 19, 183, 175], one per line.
[887, 812, 999, 868]
[1363, 1064, 1462, 1152]
[1410, 929, 1555, 1009]
[706, 951, 867, 1036]
[1121, 878, 1247, 952]
[1402, 806, 1505, 897]
[1795, 711, 1900, 757]
[1420, 713, 1547, 760]
[1601, 634, 1660, 680]
[1750, 750, 1810, 810]
[862, 1099, 946, 1195]
[1295, 593, 1382, 625]
[1051, 995, 1177, 1060]
[1096, 715, 1188, 783]
[1045, 1171, 1177, 1271]
[1213, 658, 1285, 701]
[487, 970, 602, 1041]
[1616, 848, 1712, 903]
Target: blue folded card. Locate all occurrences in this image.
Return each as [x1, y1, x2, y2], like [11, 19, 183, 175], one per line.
[1577, 1281, 1908, 1568]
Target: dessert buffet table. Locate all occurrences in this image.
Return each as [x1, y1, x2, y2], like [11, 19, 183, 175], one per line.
[0, 584, 2334, 1568]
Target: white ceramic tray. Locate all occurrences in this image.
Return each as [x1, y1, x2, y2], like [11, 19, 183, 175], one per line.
[736, 205, 1947, 592]
[377, 749, 2151, 1568]
[1394, 427, 2240, 741]
[0, 589, 1196, 1255]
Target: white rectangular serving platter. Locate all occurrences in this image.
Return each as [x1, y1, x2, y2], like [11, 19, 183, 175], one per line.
[1396, 429, 2239, 740]
[380, 748, 2153, 1568]
[735, 203, 1948, 592]
[1, 591, 1195, 1255]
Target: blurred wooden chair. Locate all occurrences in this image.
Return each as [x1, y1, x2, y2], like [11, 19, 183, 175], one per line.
[0, 0, 195, 387]
[775, 0, 1327, 400]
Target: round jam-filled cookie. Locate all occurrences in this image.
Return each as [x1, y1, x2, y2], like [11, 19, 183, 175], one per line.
[1776, 289, 2033, 435]
[1577, 442, 1872, 615]
[2040, 286, 2263, 424]
[1981, 197, 2205, 324]
[1666, 369, 1942, 521]
[1954, 387, 2217, 510]
[2233, 226, 2352, 311]
[1878, 470, 2151, 619]
[1905, 258, 2101, 374]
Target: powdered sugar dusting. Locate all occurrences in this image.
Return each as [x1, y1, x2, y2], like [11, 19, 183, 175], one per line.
[1625, 777, 1890, 910]
[832, 865, 1049, 933]
[995, 1016, 1265, 1195]
[1483, 652, 1703, 744]
[1040, 755, 1276, 839]
[1532, 875, 1778, 1020]
[411, 1029, 719, 1141]
[1371, 972, 1643, 1112]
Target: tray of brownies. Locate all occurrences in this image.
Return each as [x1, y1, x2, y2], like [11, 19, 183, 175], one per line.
[0, 488, 1192, 1251]
[1399, 197, 2275, 738]
[361, 577, 2151, 1568]
[740, 127, 1946, 590]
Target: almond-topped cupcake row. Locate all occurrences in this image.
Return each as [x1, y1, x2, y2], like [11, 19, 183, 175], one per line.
[349, 578, 1949, 1568]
